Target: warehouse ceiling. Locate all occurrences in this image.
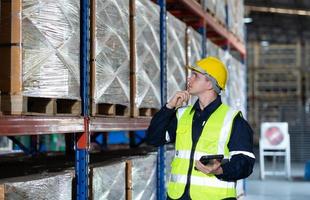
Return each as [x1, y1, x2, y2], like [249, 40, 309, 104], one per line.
[245, 0, 310, 10]
[244, 0, 310, 43]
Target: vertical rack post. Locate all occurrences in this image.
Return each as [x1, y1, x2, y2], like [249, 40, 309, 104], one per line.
[243, 24, 248, 120]
[129, 0, 138, 150]
[242, 24, 248, 196]
[129, 0, 137, 117]
[76, 0, 90, 199]
[158, 0, 167, 199]
[225, 1, 231, 52]
[198, 19, 206, 58]
[242, 57, 247, 197]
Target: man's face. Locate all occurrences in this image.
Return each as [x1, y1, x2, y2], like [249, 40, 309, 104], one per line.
[187, 70, 213, 95]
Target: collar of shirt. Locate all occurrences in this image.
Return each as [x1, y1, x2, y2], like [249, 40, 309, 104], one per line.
[190, 95, 222, 118]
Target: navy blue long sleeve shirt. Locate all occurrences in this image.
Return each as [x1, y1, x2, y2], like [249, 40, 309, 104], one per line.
[146, 96, 255, 200]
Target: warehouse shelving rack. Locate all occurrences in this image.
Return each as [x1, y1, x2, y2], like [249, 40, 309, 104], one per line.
[164, 0, 246, 57]
[0, 0, 246, 199]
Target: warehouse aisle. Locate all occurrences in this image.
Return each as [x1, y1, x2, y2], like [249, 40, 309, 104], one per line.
[245, 163, 310, 200]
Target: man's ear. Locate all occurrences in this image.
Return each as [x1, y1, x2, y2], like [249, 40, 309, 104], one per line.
[205, 78, 213, 90]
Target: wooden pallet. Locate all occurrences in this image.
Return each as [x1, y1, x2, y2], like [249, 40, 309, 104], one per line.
[91, 102, 159, 117]
[206, 8, 227, 28]
[249, 42, 301, 68]
[0, 0, 22, 103]
[206, 8, 216, 17]
[0, 185, 4, 200]
[56, 99, 81, 116]
[91, 103, 130, 117]
[249, 99, 298, 144]
[230, 31, 241, 42]
[0, 95, 81, 116]
[134, 107, 159, 117]
[0, 91, 2, 116]
[305, 72, 310, 100]
[250, 97, 302, 136]
[246, 96, 256, 136]
[253, 68, 301, 97]
[205, 7, 223, 27]
[247, 67, 255, 97]
[304, 42, 310, 69]
[217, 19, 227, 29]
[192, 0, 203, 7]
[0, 1, 81, 116]
[247, 44, 255, 67]
[90, 0, 132, 118]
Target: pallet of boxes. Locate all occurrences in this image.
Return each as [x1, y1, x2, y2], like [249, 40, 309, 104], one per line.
[90, 0, 163, 117]
[0, 0, 81, 116]
[0, 0, 80, 199]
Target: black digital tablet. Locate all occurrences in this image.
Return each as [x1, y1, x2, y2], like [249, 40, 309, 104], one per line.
[199, 154, 224, 165]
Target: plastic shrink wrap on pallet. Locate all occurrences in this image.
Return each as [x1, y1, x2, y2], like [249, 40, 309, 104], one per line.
[202, 0, 226, 26]
[187, 27, 203, 66]
[218, 48, 247, 116]
[229, 56, 247, 116]
[215, 0, 227, 25]
[227, 0, 245, 43]
[167, 13, 187, 101]
[91, 161, 126, 200]
[131, 153, 157, 200]
[206, 39, 219, 58]
[135, 0, 161, 109]
[22, 0, 80, 99]
[218, 48, 230, 106]
[0, 171, 73, 200]
[94, 0, 130, 106]
[187, 27, 203, 105]
[0, 136, 12, 152]
[202, 0, 216, 15]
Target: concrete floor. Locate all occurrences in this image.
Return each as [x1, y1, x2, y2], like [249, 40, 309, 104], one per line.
[244, 162, 310, 200]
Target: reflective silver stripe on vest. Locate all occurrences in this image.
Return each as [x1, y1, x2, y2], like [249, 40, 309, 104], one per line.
[176, 106, 189, 120]
[175, 150, 208, 161]
[170, 173, 188, 183]
[170, 174, 235, 189]
[230, 151, 256, 159]
[165, 131, 171, 142]
[175, 150, 191, 159]
[217, 107, 238, 156]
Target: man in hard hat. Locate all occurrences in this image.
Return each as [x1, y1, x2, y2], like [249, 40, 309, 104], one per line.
[147, 57, 255, 200]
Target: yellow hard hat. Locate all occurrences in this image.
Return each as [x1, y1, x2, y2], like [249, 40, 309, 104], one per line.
[187, 56, 228, 90]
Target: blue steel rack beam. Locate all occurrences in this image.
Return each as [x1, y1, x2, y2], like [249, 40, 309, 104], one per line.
[76, 0, 90, 199]
[198, 19, 207, 58]
[158, 0, 167, 199]
[8, 136, 32, 155]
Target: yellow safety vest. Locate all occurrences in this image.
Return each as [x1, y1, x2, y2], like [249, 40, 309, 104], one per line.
[167, 103, 239, 200]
